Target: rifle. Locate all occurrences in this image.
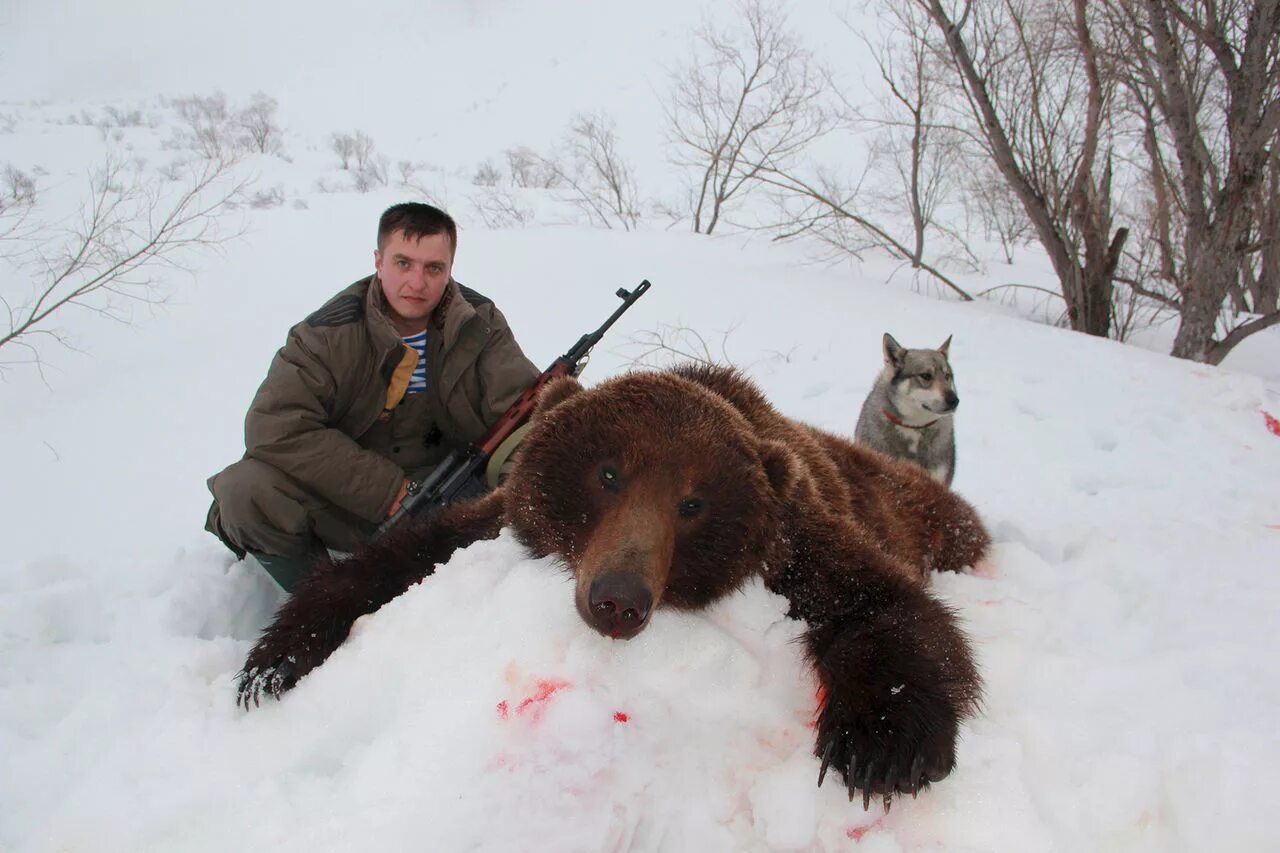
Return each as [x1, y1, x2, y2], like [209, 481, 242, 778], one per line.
[375, 279, 652, 539]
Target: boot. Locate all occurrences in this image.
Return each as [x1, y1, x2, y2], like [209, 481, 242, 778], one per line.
[250, 548, 326, 593]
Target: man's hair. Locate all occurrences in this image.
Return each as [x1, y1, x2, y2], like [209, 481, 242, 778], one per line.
[377, 203, 458, 254]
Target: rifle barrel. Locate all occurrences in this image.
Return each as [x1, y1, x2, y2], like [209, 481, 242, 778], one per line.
[565, 279, 651, 362]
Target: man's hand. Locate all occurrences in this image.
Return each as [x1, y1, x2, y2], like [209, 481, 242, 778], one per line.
[387, 479, 410, 517]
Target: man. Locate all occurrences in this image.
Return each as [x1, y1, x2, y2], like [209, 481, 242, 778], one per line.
[205, 203, 539, 591]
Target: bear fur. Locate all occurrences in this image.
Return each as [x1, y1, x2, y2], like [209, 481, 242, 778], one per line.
[238, 364, 989, 808]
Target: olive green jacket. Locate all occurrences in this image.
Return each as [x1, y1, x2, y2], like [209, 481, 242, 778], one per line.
[232, 275, 537, 522]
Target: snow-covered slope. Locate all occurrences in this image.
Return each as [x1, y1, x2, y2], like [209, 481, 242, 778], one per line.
[3, 210, 1278, 851]
[3, 2, 1280, 850]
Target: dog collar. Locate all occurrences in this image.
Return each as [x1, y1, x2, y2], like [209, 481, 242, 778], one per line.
[882, 408, 939, 430]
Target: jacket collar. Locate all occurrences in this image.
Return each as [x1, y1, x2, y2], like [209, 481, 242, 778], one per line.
[429, 279, 479, 351]
[364, 276, 477, 350]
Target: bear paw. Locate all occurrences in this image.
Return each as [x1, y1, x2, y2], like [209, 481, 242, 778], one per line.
[236, 656, 300, 708]
[814, 687, 959, 812]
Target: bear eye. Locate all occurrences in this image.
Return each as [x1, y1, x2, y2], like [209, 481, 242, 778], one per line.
[599, 465, 622, 491]
[678, 497, 704, 518]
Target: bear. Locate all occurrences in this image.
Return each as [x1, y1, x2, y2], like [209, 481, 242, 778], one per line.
[236, 363, 989, 810]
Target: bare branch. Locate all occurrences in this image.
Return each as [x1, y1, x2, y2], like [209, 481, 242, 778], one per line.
[1, 154, 249, 376]
[664, 0, 836, 233]
[751, 163, 975, 300]
[621, 321, 742, 368]
[541, 112, 641, 230]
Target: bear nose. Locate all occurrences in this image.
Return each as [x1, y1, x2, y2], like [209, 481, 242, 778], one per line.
[587, 572, 653, 639]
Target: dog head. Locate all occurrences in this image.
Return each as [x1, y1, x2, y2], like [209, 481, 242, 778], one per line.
[881, 332, 959, 419]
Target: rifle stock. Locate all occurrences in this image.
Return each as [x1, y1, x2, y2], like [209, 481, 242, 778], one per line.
[374, 279, 651, 539]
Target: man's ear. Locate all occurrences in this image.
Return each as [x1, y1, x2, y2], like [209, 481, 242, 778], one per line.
[883, 332, 906, 368]
[758, 440, 798, 501]
[533, 375, 583, 419]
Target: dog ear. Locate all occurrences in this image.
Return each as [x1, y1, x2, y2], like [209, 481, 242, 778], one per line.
[938, 335, 953, 357]
[533, 375, 583, 419]
[883, 332, 906, 368]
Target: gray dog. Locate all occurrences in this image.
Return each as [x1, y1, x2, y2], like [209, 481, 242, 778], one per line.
[855, 333, 959, 486]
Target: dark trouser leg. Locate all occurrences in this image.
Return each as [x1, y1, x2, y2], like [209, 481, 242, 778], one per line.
[249, 551, 322, 593]
[205, 458, 378, 591]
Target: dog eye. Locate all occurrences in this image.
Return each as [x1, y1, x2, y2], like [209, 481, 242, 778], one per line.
[919, 372, 934, 383]
[678, 497, 704, 518]
[599, 465, 622, 491]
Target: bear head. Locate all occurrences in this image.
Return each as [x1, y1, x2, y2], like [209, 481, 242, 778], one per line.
[503, 370, 795, 640]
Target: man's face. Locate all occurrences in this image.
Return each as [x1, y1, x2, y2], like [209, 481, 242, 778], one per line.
[374, 230, 454, 335]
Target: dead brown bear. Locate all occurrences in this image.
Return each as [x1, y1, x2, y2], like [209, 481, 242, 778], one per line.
[237, 364, 989, 809]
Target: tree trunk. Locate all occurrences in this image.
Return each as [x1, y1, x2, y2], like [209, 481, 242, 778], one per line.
[1170, 288, 1221, 362]
[920, 0, 1117, 337]
[1078, 268, 1117, 337]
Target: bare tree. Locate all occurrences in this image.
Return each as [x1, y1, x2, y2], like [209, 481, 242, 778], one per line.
[0, 166, 39, 258]
[332, 132, 357, 170]
[171, 93, 236, 161]
[395, 161, 450, 209]
[851, 2, 971, 269]
[328, 131, 385, 191]
[470, 188, 534, 228]
[331, 130, 376, 172]
[472, 160, 502, 187]
[967, 164, 1036, 264]
[167, 92, 285, 160]
[102, 106, 145, 128]
[665, 0, 834, 234]
[1249, 150, 1280, 313]
[236, 92, 283, 156]
[543, 112, 641, 230]
[352, 154, 389, 193]
[506, 146, 560, 188]
[685, 5, 975, 299]
[350, 132, 377, 173]
[1, 156, 247, 378]
[910, 0, 1130, 337]
[2, 166, 36, 210]
[1106, 0, 1280, 363]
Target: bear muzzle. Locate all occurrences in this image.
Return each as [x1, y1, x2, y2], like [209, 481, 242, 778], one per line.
[572, 488, 676, 640]
[584, 571, 654, 639]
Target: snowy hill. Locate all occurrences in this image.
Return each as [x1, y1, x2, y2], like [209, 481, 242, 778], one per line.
[3, 2, 1280, 851]
[3, 211, 1279, 851]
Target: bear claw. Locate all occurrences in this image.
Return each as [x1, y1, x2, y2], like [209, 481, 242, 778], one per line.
[818, 739, 835, 787]
[236, 659, 296, 709]
[818, 726, 951, 811]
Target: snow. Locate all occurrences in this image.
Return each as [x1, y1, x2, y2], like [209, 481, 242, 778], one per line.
[3, 3, 1280, 851]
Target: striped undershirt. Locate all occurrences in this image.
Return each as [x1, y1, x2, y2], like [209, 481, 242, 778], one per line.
[403, 330, 428, 395]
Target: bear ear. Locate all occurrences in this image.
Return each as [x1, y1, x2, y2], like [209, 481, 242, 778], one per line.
[533, 375, 583, 419]
[758, 439, 798, 500]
